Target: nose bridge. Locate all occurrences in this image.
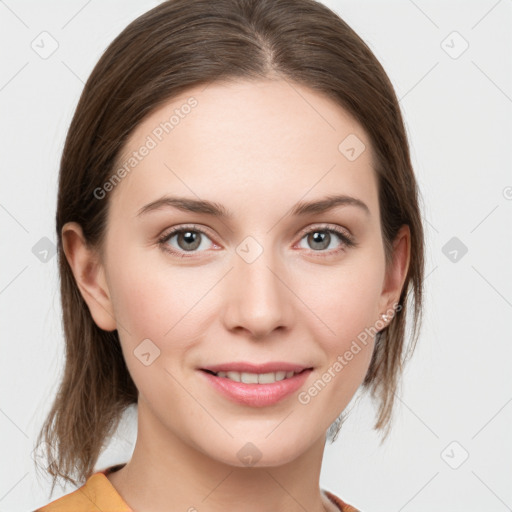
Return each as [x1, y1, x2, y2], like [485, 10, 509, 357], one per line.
[226, 234, 291, 336]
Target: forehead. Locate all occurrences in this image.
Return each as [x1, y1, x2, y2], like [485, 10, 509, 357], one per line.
[109, 79, 377, 219]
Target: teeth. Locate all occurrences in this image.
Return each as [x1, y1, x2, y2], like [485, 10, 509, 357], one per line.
[215, 370, 298, 384]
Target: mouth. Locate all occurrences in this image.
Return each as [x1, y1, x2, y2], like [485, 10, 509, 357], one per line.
[198, 366, 314, 407]
[200, 367, 311, 385]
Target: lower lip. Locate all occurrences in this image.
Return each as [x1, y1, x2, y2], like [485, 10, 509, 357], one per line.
[199, 369, 313, 407]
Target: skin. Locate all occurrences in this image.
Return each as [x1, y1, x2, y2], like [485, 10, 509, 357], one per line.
[62, 79, 410, 512]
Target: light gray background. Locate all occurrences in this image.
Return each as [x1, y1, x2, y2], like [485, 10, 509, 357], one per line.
[1, 1, 511, 511]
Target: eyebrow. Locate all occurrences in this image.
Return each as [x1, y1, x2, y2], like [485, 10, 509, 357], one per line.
[136, 194, 370, 218]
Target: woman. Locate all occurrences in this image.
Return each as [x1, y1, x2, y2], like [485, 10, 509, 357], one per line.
[34, 0, 424, 510]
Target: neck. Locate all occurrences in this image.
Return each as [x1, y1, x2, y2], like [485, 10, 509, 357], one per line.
[107, 399, 337, 512]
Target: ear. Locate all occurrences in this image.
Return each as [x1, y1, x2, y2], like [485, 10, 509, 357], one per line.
[378, 224, 411, 319]
[61, 222, 117, 331]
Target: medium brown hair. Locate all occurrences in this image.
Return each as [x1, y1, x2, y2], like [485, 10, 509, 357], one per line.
[36, 0, 425, 493]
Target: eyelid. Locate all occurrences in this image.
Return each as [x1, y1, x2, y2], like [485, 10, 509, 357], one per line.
[296, 223, 353, 241]
[159, 223, 213, 237]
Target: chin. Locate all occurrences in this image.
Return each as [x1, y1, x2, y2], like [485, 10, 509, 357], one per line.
[203, 435, 311, 469]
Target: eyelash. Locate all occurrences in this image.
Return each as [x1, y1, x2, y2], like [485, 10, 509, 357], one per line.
[157, 223, 357, 259]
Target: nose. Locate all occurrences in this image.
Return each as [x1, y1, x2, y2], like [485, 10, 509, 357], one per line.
[222, 243, 294, 339]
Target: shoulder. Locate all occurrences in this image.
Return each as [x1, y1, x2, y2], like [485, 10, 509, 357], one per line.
[34, 467, 131, 512]
[35, 473, 355, 512]
[323, 489, 361, 512]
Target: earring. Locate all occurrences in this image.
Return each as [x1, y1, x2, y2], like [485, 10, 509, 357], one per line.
[381, 313, 390, 322]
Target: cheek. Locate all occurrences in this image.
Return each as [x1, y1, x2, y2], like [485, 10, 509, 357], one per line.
[107, 243, 197, 337]
[107, 253, 198, 397]
[296, 264, 381, 418]
[294, 257, 384, 346]
[106, 245, 216, 384]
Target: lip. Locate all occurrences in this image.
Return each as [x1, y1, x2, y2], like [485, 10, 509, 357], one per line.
[198, 367, 313, 407]
[200, 361, 312, 374]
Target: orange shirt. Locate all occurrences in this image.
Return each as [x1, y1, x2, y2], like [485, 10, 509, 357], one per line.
[35, 464, 360, 512]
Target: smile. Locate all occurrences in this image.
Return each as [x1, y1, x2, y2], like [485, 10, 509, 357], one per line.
[204, 369, 304, 384]
[199, 368, 313, 407]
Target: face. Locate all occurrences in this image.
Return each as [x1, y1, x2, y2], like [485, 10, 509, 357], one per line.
[67, 79, 407, 468]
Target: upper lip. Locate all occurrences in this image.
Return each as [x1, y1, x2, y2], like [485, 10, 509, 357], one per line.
[200, 361, 313, 374]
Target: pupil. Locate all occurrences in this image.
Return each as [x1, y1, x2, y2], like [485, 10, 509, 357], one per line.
[180, 231, 200, 250]
[310, 231, 329, 250]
